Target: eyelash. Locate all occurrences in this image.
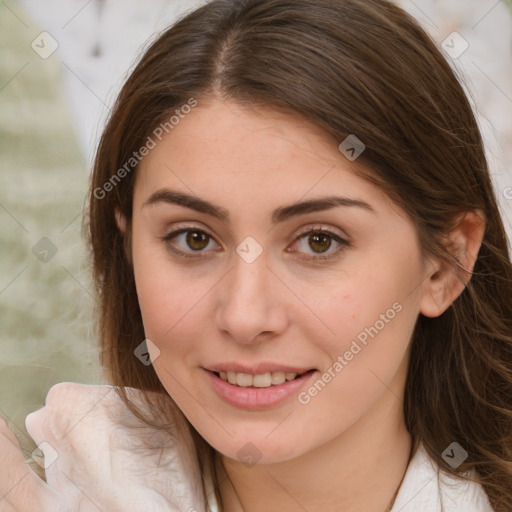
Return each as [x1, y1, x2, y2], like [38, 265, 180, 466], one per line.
[160, 224, 350, 262]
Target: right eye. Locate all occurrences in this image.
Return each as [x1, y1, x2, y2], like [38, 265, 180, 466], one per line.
[161, 227, 221, 260]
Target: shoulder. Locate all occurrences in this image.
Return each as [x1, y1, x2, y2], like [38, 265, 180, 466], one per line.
[390, 443, 495, 512]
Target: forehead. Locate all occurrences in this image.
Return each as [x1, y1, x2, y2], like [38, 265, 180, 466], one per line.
[133, 99, 393, 217]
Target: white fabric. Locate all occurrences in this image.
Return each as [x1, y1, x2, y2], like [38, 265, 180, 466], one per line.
[26, 383, 494, 512]
[25, 383, 207, 512]
[389, 443, 495, 512]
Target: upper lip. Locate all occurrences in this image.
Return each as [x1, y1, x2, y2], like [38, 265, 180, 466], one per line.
[205, 363, 315, 374]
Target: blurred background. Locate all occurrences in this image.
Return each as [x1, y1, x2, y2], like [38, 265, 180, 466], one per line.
[1, 0, 511, 460]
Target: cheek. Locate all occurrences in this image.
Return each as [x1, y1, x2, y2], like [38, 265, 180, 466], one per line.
[291, 263, 422, 421]
[297, 259, 421, 353]
[294, 260, 422, 416]
[292, 295, 417, 448]
[135, 271, 206, 358]
[131, 234, 204, 360]
[133, 259, 207, 404]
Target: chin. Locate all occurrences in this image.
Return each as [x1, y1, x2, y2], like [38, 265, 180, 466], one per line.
[207, 433, 308, 466]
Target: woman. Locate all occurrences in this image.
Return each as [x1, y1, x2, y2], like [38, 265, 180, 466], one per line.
[1, 0, 511, 510]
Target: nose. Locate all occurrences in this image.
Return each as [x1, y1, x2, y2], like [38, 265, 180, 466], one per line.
[214, 248, 289, 345]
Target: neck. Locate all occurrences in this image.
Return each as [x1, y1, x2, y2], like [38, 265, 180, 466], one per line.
[215, 367, 413, 512]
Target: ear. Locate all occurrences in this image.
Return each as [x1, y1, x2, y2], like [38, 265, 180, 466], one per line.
[419, 210, 486, 318]
[114, 207, 127, 235]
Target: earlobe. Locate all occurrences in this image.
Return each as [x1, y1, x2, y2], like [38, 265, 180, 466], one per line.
[419, 268, 459, 318]
[115, 207, 127, 235]
[419, 210, 486, 318]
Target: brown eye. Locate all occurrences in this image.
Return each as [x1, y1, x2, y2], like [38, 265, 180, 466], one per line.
[162, 228, 219, 259]
[185, 231, 210, 251]
[289, 228, 349, 262]
[308, 232, 332, 253]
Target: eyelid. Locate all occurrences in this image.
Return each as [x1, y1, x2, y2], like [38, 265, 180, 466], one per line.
[292, 223, 349, 242]
[161, 222, 219, 243]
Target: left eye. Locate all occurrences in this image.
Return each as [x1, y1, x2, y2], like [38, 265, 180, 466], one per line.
[288, 229, 348, 261]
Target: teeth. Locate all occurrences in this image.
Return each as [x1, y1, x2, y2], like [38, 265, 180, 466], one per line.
[271, 371, 286, 385]
[218, 371, 302, 387]
[236, 373, 253, 387]
[253, 373, 272, 387]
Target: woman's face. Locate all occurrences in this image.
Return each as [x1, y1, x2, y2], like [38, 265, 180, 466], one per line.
[128, 98, 435, 464]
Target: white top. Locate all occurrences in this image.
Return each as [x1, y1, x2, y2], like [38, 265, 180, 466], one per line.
[388, 443, 495, 512]
[204, 443, 495, 512]
[25, 384, 495, 512]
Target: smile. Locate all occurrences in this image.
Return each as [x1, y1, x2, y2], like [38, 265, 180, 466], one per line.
[205, 369, 317, 410]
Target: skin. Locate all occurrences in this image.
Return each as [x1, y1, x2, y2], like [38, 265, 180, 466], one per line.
[121, 98, 485, 511]
[0, 97, 485, 512]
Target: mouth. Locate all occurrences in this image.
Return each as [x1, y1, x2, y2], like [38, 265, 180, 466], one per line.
[204, 367, 318, 409]
[212, 369, 316, 388]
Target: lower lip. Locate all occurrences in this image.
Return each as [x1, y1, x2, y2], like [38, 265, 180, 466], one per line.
[205, 369, 317, 410]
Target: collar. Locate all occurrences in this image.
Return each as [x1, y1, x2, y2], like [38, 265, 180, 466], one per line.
[390, 443, 494, 511]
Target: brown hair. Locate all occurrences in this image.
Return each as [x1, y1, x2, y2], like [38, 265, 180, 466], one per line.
[86, 0, 512, 510]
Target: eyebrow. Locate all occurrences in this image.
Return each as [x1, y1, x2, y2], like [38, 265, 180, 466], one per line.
[142, 188, 375, 224]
